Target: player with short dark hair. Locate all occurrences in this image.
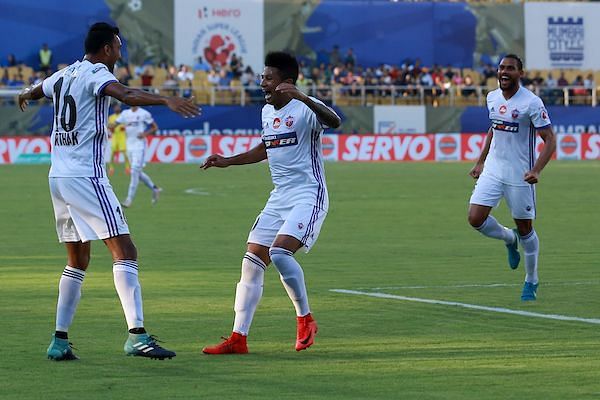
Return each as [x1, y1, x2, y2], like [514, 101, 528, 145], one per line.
[467, 55, 556, 301]
[18, 22, 200, 361]
[201, 51, 341, 354]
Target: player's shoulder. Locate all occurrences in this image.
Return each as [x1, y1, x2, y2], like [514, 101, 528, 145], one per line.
[486, 88, 502, 102]
[518, 86, 543, 105]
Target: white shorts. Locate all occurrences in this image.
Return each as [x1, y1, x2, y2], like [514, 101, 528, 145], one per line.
[49, 177, 130, 242]
[127, 148, 146, 170]
[469, 174, 536, 219]
[247, 204, 327, 253]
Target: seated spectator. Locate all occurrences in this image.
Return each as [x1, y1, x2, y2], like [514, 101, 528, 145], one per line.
[229, 53, 242, 78]
[546, 73, 557, 88]
[5, 53, 17, 67]
[480, 63, 495, 85]
[177, 64, 194, 82]
[218, 69, 232, 88]
[163, 73, 179, 95]
[140, 66, 154, 90]
[461, 74, 476, 97]
[193, 56, 211, 72]
[207, 69, 220, 86]
[583, 73, 594, 89]
[532, 71, 545, 87]
[1, 68, 9, 86]
[240, 66, 256, 86]
[571, 75, 586, 96]
[557, 72, 568, 87]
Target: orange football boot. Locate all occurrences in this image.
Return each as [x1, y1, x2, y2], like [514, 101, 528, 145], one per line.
[295, 313, 318, 351]
[202, 332, 248, 354]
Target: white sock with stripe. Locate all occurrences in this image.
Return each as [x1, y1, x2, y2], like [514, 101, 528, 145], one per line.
[55, 266, 86, 332]
[233, 252, 266, 336]
[269, 247, 310, 317]
[520, 230, 539, 284]
[113, 260, 144, 329]
[475, 216, 515, 244]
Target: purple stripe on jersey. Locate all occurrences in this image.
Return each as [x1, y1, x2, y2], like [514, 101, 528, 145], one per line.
[97, 79, 118, 96]
[89, 178, 114, 236]
[93, 98, 99, 178]
[96, 97, 103, 177]
[95, 177, 120, 236]
[97, 97, 105, 178]
[302, 129, 325, 243]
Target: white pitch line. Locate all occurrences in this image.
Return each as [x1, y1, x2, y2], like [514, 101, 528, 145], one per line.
[361, 281, 600, 290]
[331, 289, 600, 325]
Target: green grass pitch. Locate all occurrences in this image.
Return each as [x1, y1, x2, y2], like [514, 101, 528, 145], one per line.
[0, 161, 599, 399]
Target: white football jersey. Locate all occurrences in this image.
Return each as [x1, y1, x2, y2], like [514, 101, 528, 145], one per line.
[261, 97, 337, 211]
[116, 107, 154, 152]
[482, 86, 551, 186]
[42, 60, 117, 178]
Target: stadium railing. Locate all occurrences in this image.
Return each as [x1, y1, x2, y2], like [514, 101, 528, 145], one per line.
[0, 85, 597, 107]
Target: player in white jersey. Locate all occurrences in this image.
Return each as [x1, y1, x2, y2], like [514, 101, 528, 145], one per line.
[201, 52, 341, 354]
[17, 22, 200, 361]
[115, 106, 161, 207]
[467, 55, 556, 301]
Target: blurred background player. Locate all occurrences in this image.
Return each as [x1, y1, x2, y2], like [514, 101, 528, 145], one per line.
[107, 102, 129, 176]
[17, 22, 200, 361]
[117, 105, 161, 207]
[467, 54, 556, 302]
[201, 52, 341, 354]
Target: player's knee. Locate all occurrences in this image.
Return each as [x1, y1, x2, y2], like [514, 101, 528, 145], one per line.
[268, 247, 293, 269]
[468, 212, 485, 229]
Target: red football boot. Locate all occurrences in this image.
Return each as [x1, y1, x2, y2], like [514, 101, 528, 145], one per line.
[202, 332, 248, 354]
[295, 313, 318, 351]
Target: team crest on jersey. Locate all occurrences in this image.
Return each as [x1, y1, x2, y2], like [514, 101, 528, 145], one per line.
[511, 109, 519, 119]
[273, 117, 281, 129]
[263, 132, 298, 149]
[298, 222, 304, 230]
[285, 116, 294, 128]
[499, 105, 507, 114]
[541, 109, 548, 120]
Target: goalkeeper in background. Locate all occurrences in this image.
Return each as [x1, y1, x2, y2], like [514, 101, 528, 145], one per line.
[107, 102, 129, 175]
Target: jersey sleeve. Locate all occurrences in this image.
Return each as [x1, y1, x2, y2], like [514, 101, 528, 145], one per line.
[142, 109, 155, 125]
[41, 69, 63, 98]
[87, 64, 119, 97]
[529, 96, 551, 129]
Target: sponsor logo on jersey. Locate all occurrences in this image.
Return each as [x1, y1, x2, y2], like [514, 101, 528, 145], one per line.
[285, 116, 294, 128]
[541, 109, 548, 120]
[263, 132, 298, 149]
[273, 117, 281, 129]
[54, 131, 79, 146]
[511, 109, 519, 119]
[491, 119, 519, 133]
[499, 105, 507, 114]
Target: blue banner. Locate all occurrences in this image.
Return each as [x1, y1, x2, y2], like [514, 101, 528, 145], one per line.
[461, 106, 600, 134]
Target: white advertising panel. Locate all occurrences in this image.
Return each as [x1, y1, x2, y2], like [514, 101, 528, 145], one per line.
[373, 106, 426, 134]
[175, 0, 264, 73]
[525, 2, 600, 69]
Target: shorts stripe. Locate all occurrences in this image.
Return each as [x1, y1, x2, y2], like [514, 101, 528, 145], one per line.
[95, 178, 120, 236]
[89, 178, 114, 236]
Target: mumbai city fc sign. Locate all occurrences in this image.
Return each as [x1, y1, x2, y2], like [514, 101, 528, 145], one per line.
[548, 17, 584, 67]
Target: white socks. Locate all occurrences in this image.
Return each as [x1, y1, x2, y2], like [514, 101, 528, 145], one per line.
[139, 171, 155, 189]
[113, 260, 144, 329]
[233, 252, 266, 336]
[55, 266, 86, 332]
[269, 247, 310, 317]
[520, 230, 539, 284]
[476, 216, 515, 244]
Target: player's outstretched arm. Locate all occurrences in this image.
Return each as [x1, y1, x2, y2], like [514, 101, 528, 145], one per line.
[524, 126, 556, 184]
[469, 127, 493, 179]
[275, 82, 341, 128]
[103, 82, 201, 118]
[17, 83, 45, 112]
[202, 142, 267, 170]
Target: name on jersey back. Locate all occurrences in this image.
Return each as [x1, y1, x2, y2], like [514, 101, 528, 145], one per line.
[54, 131, 79, 146]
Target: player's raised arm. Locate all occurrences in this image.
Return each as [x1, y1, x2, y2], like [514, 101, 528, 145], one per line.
[103, 82, 201, 119]
[524, 126, 556, 184]
[469, 127, 493, 179]
[275, 82, 341, 128]
[17, 83, 45, 112]
[202, 142, 267, 170]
